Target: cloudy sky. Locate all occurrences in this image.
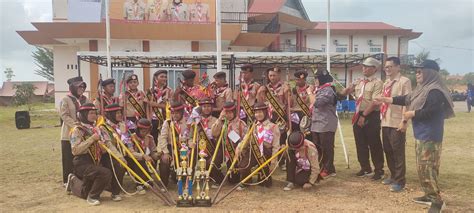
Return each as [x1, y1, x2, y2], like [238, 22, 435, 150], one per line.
[0, 0, 473, 82]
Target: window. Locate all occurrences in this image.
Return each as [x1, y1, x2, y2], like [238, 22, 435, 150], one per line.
[112, 69, 134, 96]
[370, 47, 382, 52]
[336, 47, 347, 52]
[321, 45, 326, 52]
[167, 70, 184, 90]
[354, 47, 358, 52]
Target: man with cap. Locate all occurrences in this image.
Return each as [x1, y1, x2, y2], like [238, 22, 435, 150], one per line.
[311, 69, 338, 178]
[188, 98, 221, 186]
[376, 57, 412, 192]
[144, 70, 173, 145]
[97, 103, 129, 199]
[128, 118, 160, 194]
[236, 102, 280, 190]
[94, 78, 119, 115]
[341, 57, 385, 180]
[174, 69, 209, 113]
[290, 70, 315, 132]
[123, 0, 146, 21]
[235, 64, 261, 123]
[376, 59, 454, 212]
[211, 71, 233, 117]
[157, 101, 191, 186]
[211, 101, 248, 184]
[283, 131, 320, 191]
[119, 74, 146, 132]
[60, 76, 89, 186]
[66, 103, 122, 205]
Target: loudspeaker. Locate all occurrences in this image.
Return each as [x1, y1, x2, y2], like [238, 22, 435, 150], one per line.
[15, 111, 30, 129]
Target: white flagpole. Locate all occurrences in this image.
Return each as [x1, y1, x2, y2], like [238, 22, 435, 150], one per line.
[216, 0, 222, 73]
[326, 0, 350, 169]
[105, 0, 111, 78]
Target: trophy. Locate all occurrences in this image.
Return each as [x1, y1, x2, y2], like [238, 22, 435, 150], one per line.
[194, 139, 212, 206]
[176, 141, 194, 207]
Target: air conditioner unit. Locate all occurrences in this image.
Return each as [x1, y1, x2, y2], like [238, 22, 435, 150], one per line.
[367, 40, 373, 46]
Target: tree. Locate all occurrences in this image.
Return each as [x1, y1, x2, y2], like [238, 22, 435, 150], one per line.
[13, 83, 37, 110]
[4, 68, 15, 81]
[463, 72, 474, 84]
[32, 47, 54, 81]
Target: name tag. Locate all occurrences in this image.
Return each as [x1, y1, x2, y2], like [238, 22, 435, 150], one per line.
[228, 130, 241, 144]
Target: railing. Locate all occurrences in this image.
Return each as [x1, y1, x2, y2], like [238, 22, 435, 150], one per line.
[221, 11, 279, 33]
[268, 43, 322, 52]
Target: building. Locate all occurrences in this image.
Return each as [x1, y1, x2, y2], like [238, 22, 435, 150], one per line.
[0, 81, 55, 106]
[17, 0, 421, 108]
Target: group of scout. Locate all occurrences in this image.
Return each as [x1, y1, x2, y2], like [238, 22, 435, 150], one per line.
[60, 64, 323, 206]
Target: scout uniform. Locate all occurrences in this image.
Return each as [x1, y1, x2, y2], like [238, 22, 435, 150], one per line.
[124, 0, 146, 20]
[238, 102, 280, 188]
[211, 102, 248, 184]
[235, 64, 261, 123]
[94, 78, 119, 115]
[147, 0, 169, 21]
[156, 101, 191, 186]
[290, 70, 315, 132]
[67, 104, 123, 205]
[60, 76, 89, 184]
[284, 131, 320, 191]
[212, 71, 233, 118]
[169, 1, 188, 22]
[147, 70, 173, 144]
[189, 1, 210, 22]
[177, 70, 209, 113]
[352, 57, 384, 177]
[119, 74, 146, 131]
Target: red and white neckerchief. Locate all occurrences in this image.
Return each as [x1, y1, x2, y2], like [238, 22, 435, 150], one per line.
[256, 121, 265, 145]
[297, 85, 310, 102]
[153, 84, 167, 102]
[242, 81, 254, 100]
[380, 80, 397, 119]
[214, 84, 229, 97]
[201, 117, 210, 130]
[351, 79, 370, 123]
[101, 93, 117, 106]
[128, 89, 143, 101]
[173, 3, 181, 21]
[173, 121, 182, 135]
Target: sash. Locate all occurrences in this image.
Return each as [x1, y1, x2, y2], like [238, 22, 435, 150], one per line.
[98, 123, 126, 156]
[180, 90, 197, 106]
[296, 93, 311, 117]
[127, 92, 146, 118]
[197, 122, 215, 156]
[264, 86, 287, 123]
[146, 89, 165, 124]
[74, 126, 101, 165]
[240, 91, 254, 123]
[250, 134, 269, 178]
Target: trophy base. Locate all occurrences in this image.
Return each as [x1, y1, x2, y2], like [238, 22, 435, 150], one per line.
[194, 198, 212, 207]
[176, 199, 194, 207]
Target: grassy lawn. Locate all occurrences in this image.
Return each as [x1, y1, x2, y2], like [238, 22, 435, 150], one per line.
[0, 102, 472, 211]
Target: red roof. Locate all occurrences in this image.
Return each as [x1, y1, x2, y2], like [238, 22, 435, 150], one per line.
[249, 0, 286, 13]
[313, 22, 405, 30]
[0, 81, 53, 97]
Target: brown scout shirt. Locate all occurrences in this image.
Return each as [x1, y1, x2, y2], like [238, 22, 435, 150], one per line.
[157, 118, 190, 154]
[240, 119, 280, 166]
[234, 81, 261, 107]
[214, 86, 233, 111]
[70, 123, 123, 160]
[119, 89, 146, 118]
[60, 94, 89, 141]
[381, 73, 412, 128]
[354, 75, 383, 111]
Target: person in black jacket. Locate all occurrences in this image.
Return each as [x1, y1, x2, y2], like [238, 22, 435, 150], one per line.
[376, 60, 454, 213]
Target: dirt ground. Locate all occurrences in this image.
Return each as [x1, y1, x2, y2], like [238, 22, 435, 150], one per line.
[0, 102, 473, 212]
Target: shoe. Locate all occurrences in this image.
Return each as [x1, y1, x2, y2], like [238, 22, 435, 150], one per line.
[65, 173, 75, 194]
[320, 170, 329, 178]
[86, 196, 101, 206]
[371, 173, 383, 181]
[236, 184, 246, 191]
[328, 172, 337, 177]
[428, 201, 445, 213]
[283, 182, 295, 191]
[382, 178, 393, 185]
[136, 185, 146, 195]
[355, 170, 373, 177]
[211, 183, 220, 189]
[412, 195, 432, 206]
[390, 183, 404, 192]
[111, 194, 122, 202]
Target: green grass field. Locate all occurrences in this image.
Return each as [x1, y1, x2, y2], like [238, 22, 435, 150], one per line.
[0, 103, 472, 211]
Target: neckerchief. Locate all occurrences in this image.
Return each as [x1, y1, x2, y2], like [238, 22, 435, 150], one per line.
[381, 79, 397, 119]
[351, 79, 370, 124]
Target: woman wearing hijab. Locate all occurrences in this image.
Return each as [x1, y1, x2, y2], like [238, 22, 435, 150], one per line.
[310, 69, 338, 178]
[376, 60, 454, 213]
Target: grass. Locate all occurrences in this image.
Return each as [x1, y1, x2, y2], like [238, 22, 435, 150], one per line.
[0, 102, 472, 211]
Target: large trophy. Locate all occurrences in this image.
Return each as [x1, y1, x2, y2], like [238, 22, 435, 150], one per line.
[194, 139, 212, 206]
[176, 141, 194, 207]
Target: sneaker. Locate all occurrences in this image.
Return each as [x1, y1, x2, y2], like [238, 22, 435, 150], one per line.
[328, 172, 337, 177]
[283, 182, 295, 191]
[86, 196, 101, 206]
[211, 183, 220, 189]
[136, 185, 146, 195]
[355, 170, 373, 177]
[428, 201, 445, 213]
[390, 183, 404, 192]
[382, 178, 393, 185]
[320, 170, 329, 178]
[412, 195, 432, 206]
[236, 184, 246, 191]
[65, 173, 75, 194]
[111, 194, 122, 202]
[371, 173, 383, 181]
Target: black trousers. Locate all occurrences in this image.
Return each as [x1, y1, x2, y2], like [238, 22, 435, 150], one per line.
[151, 119, 161, 146]
[61, 140, 74, 184]
[353, 111, 384, 174]
[72, 155, 112, 199]
[312, 131, 336, 174]
[382, 127, 406, 185]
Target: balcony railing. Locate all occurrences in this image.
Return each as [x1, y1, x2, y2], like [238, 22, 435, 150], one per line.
[221, 11, 279, 33]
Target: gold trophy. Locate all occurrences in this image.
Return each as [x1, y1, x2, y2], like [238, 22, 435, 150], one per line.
[194, 139, 212, 206]
[176, 140, 194, 207]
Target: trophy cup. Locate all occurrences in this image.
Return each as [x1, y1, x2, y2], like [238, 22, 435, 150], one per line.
[194, 139, 211, 207]
[176, 141, 194, 207]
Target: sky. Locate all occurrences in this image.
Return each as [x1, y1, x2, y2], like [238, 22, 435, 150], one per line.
[0, 0, 473, 82]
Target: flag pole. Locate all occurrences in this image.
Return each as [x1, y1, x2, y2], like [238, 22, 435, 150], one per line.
[216, 0, 222, 73]
[105, 0, 112, 78]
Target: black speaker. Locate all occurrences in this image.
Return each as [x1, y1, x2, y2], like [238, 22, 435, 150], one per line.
[15, 111, 30, 129]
